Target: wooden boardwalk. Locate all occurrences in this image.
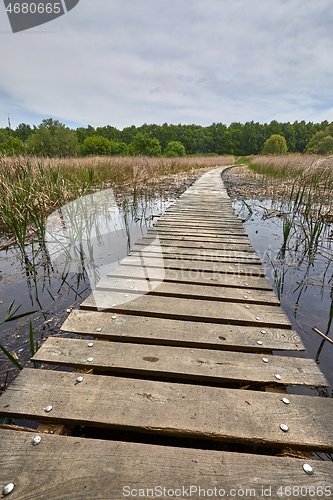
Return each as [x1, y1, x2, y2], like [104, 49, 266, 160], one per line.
[1, 167, 333, 499]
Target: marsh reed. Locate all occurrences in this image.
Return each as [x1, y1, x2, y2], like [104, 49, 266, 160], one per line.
[246, 154, 333, 254]
[0, 154, 234, 249]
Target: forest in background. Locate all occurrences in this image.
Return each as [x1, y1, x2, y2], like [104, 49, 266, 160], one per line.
[0, 118, 332, 157]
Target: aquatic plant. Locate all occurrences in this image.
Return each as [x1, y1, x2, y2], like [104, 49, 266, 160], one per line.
[0, 302, 37, 371]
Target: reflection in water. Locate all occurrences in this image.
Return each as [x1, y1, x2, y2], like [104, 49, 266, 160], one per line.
[45, 187, 165, 310]
[234, 199, 333, 392]
[46, 188, 127, 288]
[0, 187, 170, 383]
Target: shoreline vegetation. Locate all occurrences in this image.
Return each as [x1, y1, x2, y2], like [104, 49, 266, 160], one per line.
[1, 152, 332, 252]
[226, 154, 333, 258]
[0, 155, 234, 251]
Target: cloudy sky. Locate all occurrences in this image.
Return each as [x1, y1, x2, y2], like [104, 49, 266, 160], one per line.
[0, 0, 332, 130]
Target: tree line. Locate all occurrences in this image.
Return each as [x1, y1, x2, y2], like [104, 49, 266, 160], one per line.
[0, 118, 332, 157]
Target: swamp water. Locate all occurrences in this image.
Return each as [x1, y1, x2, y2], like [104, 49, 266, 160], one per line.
[234, 199, 333, 394]
[0, 187, 174, 388]
[1, 182, 332, 400]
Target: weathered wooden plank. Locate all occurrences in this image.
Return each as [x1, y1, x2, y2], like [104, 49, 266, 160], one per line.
[109, 264, 273, 290]
[95, 277, 279, 305]
[165, 212, 239, 218]
[160, 213, 239, 220]
[33, 337, 326, 387]
[142, 233, 252, 243]
[136, 236, 254, 250]
[81, 290, 291, 328]
[154, 222, 245, 230]
[61, 310, 305, 352]
[1, 430, 332, 500]
[146, 231, 250, 242]
[148, 226, 248, 236]
[163, 215, 240, 220]
[1, 369, 333, 450]
[149, 231, 250, 242]
[131, 252, 261, 267]
[130, 248, 261, 265]
[121, 255, 265, 276]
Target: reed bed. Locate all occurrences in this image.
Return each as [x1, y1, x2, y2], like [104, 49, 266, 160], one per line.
[0, 154, 234, 249]
[231, 154, 333, 257]
[249, 153, 333, 184]
[248, 154, 333, 215]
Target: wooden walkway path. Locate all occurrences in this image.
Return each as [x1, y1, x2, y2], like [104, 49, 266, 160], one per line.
[1, 167, 333, 499]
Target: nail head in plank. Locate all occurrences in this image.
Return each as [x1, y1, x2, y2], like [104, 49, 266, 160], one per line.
[1, 369, 332, 451]
[1, 429, 332, 500]
[108, 265, 273, 290]
[61, 310, 304, 352]
[81, 291, 290, 328]
[33, 337, 326, 387]
[95, 278, 279, 305]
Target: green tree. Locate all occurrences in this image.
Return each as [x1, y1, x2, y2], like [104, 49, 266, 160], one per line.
[262, 134, 288, 154]
[0, 136, 25, 155]
[27, 126, 53, 156]
[164, 140, 186, 157]
[109, 141, 129, 156]
[96, 125, 120, 141]
[76, 125, 95, 144]
[14, 123, 33, 142]
[53, 126, 79, 157]
[130, 133, 162, 156]
[82, 135, 111, 155]
[0, 129, 9, 151]
[27, 119, 78, 156]
[305, 123, 333, 154]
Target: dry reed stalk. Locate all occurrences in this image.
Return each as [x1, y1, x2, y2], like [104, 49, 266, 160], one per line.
[0, 154, 234, 240]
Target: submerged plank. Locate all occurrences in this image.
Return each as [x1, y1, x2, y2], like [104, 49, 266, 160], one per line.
[1, 430, 332, 500]
[81, 290, 290, 328]
[61, 310, 305, 352]
[1, 369, 333, 451]
[33, 337, 326, 387]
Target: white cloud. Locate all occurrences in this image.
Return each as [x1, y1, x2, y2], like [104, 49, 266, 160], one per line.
[0, 0, 332, 129]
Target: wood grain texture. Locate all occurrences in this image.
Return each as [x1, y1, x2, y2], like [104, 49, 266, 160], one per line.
[33, 337, 326, 387]
[131, 245, 261, 263]
[131, 239, 261, 265]
[81, 290, 291, 328]
[138, 235, 254, 249]
[95, 277, 279, 305]
[108, 265, 273, 290]
[1, 369, 333, 451]
[121, 255, 266, 276]
[61, 310, 305, 352]
[1, 429, 332, 500]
